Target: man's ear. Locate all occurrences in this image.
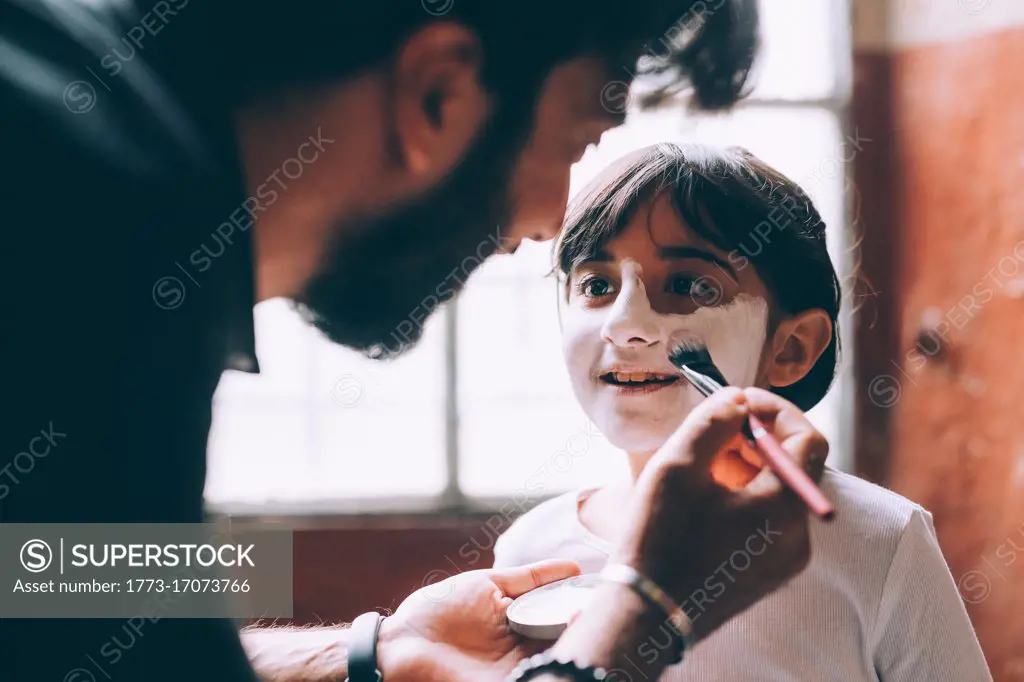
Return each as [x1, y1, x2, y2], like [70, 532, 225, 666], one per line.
[765, 309, 833, 389]
[390, 22, 490, 180]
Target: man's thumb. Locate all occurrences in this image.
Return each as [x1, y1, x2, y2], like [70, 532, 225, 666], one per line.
[491, 559, 581, 599]
[656, 387, 749, 472]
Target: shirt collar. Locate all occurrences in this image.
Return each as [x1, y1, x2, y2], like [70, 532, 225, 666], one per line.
[222, 228, 261, 375]
[169, 8, 260, 375]
[208, 102, 260, 375]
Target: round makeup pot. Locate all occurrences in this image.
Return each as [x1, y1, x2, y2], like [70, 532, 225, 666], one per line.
[506, 573, 604, 639]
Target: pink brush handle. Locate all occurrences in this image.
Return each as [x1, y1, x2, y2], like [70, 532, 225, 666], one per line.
[747, 414, 834, 520]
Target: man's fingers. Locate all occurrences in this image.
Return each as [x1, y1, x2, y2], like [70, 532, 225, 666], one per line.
[490, 559, 581, 599]
[741, 387, 829, 483]
[515, 637, 553, 658]
[742, 387, 814, 441]
[655, 387, 748, 473]
[710, 446, 762, 490]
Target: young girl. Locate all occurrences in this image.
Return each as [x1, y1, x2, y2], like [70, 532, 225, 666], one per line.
[493, 144, 992, 681]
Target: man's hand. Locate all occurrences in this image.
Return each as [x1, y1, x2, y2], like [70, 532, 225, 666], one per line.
[379, 559, 580, 682]
[615, 386, 829, 641]
[245, 389, 825, 682]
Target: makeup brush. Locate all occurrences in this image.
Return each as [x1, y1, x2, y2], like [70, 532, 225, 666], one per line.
[668, 343, 835, 520]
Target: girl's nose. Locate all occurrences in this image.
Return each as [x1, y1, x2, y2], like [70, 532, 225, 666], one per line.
[601, 262, 661, 348]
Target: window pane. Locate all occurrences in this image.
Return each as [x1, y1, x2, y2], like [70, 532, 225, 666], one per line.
[206, 299, 448, 507]
[308, 308, 448, 410]
[459, 397, 630, 499]
[455, 243, 564, 406]
[312, 405, 447, 500]
[204, 404, 314, 506]
[748, 0, 839, 100]
[308, 313, 449, 499]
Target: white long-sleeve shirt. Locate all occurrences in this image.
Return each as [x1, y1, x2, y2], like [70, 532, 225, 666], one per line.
[493, 468, 993, 681]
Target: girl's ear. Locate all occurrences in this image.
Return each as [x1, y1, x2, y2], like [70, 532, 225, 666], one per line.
[765, 309, 833, 389]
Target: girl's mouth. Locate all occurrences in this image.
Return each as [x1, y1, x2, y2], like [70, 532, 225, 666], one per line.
[599, 371, 681, 396]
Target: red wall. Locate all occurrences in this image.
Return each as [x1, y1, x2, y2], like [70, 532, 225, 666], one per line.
[278, 516, 500, 623]
[854, 23, 1024, 681]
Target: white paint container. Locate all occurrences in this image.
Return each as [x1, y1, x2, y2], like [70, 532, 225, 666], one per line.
[506, 574, 604, 639]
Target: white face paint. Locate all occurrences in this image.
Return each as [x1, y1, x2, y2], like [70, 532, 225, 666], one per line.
[562, 259, 769, 453]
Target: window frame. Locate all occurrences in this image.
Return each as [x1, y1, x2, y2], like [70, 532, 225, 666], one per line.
[206, 2, 855, 524]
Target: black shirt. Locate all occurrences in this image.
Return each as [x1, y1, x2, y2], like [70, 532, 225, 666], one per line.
[2, 1, 261, 678]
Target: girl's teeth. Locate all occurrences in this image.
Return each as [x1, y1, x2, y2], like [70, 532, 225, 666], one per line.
[611, 372, 668, 383]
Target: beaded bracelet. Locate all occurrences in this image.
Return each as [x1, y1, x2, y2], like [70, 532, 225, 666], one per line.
[505, 651, 609, 682]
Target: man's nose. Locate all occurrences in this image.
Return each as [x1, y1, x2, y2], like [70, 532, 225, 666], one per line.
[533, 213, 563, 242]
[506, 211, 564, 249]
[533, 170, 571, 242]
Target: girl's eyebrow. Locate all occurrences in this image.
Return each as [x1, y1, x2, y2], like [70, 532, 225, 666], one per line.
[656, 246, 736, 278]
[576, 247, 736, 278]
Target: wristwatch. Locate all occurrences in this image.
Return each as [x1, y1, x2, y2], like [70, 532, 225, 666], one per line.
[347, 611, 385, 682]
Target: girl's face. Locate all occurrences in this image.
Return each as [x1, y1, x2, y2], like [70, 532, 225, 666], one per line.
[561, 194, 775, 454]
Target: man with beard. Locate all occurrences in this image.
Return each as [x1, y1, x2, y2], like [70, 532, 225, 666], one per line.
[2, 1, 828, 681]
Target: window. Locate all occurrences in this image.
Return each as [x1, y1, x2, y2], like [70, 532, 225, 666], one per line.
[204, 0, 854, 514]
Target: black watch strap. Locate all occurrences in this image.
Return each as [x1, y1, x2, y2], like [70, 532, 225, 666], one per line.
[347, 611, 384, 682]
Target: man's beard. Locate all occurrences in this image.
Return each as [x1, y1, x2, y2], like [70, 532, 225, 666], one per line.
[292, 109, 533, 359]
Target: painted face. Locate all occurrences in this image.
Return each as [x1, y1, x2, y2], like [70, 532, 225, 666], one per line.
[561, 194, 773, 453]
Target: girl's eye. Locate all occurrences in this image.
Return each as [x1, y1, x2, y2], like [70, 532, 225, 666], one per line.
[667, 274, 700, 296]
[578, 275, 616, 298]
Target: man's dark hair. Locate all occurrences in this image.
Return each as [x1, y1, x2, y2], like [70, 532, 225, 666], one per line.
[218, 1, 760, 112]
[555, 143, 842, 411]
[212, 2, 763, 360]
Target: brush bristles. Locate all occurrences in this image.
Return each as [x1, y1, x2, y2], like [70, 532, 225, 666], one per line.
[669, 337, 705, 352]
[667, 343, 729, 388]
[668, 341, 713, 368]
